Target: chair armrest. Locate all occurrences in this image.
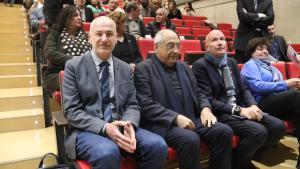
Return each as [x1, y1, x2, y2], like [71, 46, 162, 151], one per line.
[53, 111, 68, 163]
[53, 111, 67, 126]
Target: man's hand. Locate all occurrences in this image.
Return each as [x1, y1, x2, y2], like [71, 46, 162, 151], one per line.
[200, 107, 217, 127]
[240, 107, 257, 120]
[176, 115, 195, 130]
[129, 63, 136, 72]
[250, 105, 263, 121]
[258, 13, 267, 18]
[105, 121, 136, 153]
[123, 121, 136, 153]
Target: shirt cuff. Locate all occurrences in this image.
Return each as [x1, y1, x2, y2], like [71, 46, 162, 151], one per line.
[231, 105, 236, 115]
[101, 123, 109, 136]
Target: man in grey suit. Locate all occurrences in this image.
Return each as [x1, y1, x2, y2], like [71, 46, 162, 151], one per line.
[62, 16, 168, 169]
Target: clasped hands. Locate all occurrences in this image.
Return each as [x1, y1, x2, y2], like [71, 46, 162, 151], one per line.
[105, 121, 136, 153]
[239, 105, 263, 121]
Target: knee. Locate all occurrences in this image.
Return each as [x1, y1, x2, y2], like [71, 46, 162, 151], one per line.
[91, 143, 121, 162]
[184, 132, 200, 148]
[144, 134, 168, 158]
[214, 123, 233, 141]
[250, 125, 268, 143]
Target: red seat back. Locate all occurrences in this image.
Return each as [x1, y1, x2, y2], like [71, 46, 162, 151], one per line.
[182, 15, 194, 20]
[82, 22, 91, 32]
[137, 39, 154, 60]
[217, 23, 232, 30]
[272, 62, 287, 80]
[194, 16, 207, 21]
[192, 28, 211, 39]
[180, 40, 202, 61]
[176, 27, 191, 35]
[285, 62, 300, 78]
[171, 19, 183, 27]
[143, 17, 155, 25]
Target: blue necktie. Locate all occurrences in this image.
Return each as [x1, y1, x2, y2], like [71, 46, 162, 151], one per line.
[99, 61, 111, 121]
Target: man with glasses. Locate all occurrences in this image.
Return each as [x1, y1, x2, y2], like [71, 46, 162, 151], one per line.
[146, 8, 175, 37]
[134, 29, 232, 169]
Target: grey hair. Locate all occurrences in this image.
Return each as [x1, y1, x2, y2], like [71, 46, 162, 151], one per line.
[154, 29, 178, 47]
[156, 8, 168, 16]
[90, 16, 116, 35]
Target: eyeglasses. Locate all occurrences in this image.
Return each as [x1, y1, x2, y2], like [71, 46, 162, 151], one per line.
[166, 42, 181, 51]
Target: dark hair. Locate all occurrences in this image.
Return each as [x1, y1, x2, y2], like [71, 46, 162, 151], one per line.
[55, 5, 82, 31]
[125, 1, 139, 13]
[107, 12, 126, 31]
[246, 37, 270, 57]
[186, 2, 194, 12]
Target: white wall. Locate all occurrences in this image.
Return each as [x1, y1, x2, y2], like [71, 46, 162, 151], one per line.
[178, 0, 300, 43]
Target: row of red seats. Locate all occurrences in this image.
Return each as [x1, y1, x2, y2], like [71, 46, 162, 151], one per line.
[176, 27, 235, 40]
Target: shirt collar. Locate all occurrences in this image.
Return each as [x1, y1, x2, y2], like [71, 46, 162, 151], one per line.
[91, 50, 113, 68]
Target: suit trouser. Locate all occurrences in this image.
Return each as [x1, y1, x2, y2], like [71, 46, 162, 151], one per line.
[219, 114, 286, 169]
[259, 89, 300, 138]
[76, 128, 168, 169]
[165, 120, 233, 169]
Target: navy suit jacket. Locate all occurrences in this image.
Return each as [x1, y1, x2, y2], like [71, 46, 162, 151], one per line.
[134, 55, 211, 137]
[234, 0, 274, 51]
[192, 57, 257, 116]
[63, 52, 140, 159]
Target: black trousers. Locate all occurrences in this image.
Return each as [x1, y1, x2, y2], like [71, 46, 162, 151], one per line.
[218, 113, 285, 169]
[259, 89, 300, 138]
[165, 119, 232, 169]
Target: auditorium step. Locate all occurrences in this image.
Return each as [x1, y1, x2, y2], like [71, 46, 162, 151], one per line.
[0, 74, 37, 88]
[0, 63, 36, 75]
[0, 46, 32, 54]
[0, 87, 42, 112]
[0, 127, 57, 169]
[0, 36, 31, 47]
[0, 108, 44, 132]
[0, 54, 33, 63]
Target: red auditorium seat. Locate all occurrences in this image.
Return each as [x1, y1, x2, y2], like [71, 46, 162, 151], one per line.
[194, 16, 207, 21]
[219, 29, 233, 41]
[185, 20, 204, 28]
[291, 44, 300, 53]
[137, 39, 154, 60]
[192, 28, 211, 40]
[180, 40, 205, 63]
[182, 15, 194, 20]
[171, 19, 183, 27]
[285, 62, 300, 78]
[143, 17, 155, 25]
[82, 22, 91, 32]
[176, 27, 191, 35]
[217, 23, 232, 30]
[272, 62, 287, 80]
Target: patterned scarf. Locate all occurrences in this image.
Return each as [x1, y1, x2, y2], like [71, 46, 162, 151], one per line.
[253, 58, 283, 82]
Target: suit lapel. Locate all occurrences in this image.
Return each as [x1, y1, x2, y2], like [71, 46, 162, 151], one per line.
[204, 58, 225, 89]
[248, 0, 256, 12]
[86, 53, 103, 106]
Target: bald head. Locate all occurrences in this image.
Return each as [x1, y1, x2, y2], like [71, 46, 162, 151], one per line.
[205, 30, 227, 57]
[89, 16, 117, 60]
[154, 29, 180, 67]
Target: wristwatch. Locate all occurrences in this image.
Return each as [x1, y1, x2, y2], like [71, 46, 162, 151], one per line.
[233, 105, 242, 115]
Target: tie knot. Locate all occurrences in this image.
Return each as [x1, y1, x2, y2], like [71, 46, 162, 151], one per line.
[100, 61, 110, 67]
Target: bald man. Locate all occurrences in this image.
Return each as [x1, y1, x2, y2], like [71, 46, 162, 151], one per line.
[135, 29, 232, 169]
[62, 16, 167, 169]
[192, 30, 285, 169]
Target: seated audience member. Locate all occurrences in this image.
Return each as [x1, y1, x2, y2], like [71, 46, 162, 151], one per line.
[234, 0, 274, 63]
[75, 0, 94, 22]
[134, 29, 233, 169]
[29, 0, 44, 36]
[167, 0, 182, 19]
[181, 2, 195, 16]
[240, 37, 300, 168]
[43, 6, 90, 95]
[192, 30, 286, 169]
[140, 0, 155, 17]
[106, 0, 125, 14]
[86, 0, 105, 14]
[146, 8, 175, 37]
[125, 2, 146, 39]
[151, 0, 162, 12]
[62, 16, 168, 169]
[267, 24, 300, 63]
[108, 12, 142, 70]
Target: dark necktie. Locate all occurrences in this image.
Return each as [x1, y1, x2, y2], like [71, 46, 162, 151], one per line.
[99, 61, 111, 121]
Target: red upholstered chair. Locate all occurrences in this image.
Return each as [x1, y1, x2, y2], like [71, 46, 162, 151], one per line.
[171, 19, 183, 27]
[219, 29, 233, 41]
[176, 27, 191, 35]
[143, 17, 155, 25]
[194, 16, 207, 21]
[217, 23, 232, 30]
[291, 44, 300, 53]
[180, 40, 205, 64]
[285, 62, 300, 78]
[192, 28, 211, 40]
[137, 39, 154, 60]
[82, 22, 91, 32]
[182, 15, 194, 20]
[272, 62, 287, 80]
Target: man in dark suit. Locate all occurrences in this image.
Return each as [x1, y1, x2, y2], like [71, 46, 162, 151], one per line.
[234, 0, 275, 63]
[75, 0, 94, 22]
[62, 16, 168, 169]
[134, 29, 233, 169]
[146, 8, 175, 38]
[192, 30, 286, 169]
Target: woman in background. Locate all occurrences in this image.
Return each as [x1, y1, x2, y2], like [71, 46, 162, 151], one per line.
[44, 6, 90, 95]
[181, 2, 194, 16]
[167, 0, 182, 19]
[108, 12, 142, 71]
[86, 0, 105, 14]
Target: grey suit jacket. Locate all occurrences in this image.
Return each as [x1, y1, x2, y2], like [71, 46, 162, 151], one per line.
[63, 51, 140, 159]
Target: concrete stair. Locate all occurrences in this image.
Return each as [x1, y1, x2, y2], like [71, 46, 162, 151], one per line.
[0, 4, 57, 169]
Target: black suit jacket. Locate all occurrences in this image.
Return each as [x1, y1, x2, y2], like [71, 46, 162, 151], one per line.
[84, 7, 94, 22]
[134, 56, 211, 137]
[192, 57, 256, 116]
[146, 20, 176, 37]
[234, 0, 274, 51]
[272, 35, 289, 61]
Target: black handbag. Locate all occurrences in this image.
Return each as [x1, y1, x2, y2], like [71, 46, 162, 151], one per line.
[38, 152, 72, 169]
